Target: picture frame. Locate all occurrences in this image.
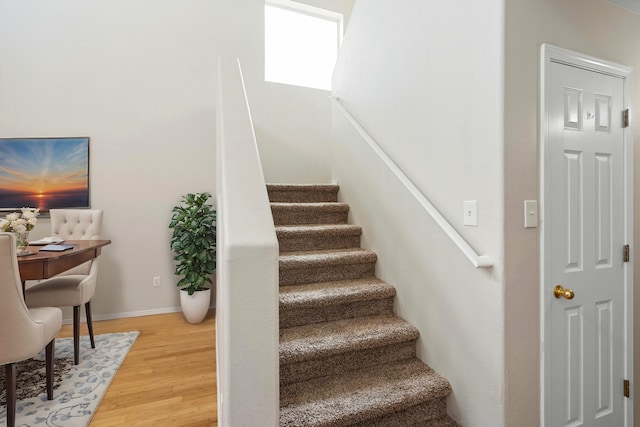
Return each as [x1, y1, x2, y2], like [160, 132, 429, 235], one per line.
[0, 137, 90, 213]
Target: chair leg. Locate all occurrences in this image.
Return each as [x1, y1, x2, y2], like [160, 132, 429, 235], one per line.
[45, 339, 55, 400]
[6, 363, 16, 427]
[73, 305, 80, 365]
[85, 301, 95, 349]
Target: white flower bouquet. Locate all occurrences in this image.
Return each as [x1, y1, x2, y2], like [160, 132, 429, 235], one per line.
[1, 208, 40, 254]
[0, 208, 40, 233]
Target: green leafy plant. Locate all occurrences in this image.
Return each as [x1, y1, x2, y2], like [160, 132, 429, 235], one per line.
[169, 192, 216, 295]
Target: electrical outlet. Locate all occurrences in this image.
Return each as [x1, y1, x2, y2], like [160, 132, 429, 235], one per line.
[153, 277, 161, 287]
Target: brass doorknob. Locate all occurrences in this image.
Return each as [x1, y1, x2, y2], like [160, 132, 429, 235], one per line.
[554, 285, 575, 300]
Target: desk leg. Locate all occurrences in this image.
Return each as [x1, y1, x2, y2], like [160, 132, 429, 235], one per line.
[21, 281, 26, 299]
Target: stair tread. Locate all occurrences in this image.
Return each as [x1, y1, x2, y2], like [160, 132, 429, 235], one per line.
[276, 223, 362, 236]
[268, 184, 340, 203]
[280, 358, 451, 426]
[409, 415, 460, 427]
[271, 202, 349, 226]
[277, 224, 362, 252]
[267, 183, 339, 191]
[280, 248, 377, 269]
[271, 201, 349, 209]
[280, 278, 395, 308]
[280, 314, 418, 364]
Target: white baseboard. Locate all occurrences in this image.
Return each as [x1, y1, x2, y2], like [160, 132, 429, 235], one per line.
[62, 304, 216, 324]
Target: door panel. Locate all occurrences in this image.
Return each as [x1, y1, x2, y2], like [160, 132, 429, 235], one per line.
[594, 153, 612, 267]
[565, 305, 584, 424]
[564, 150, 582, 271]
[595, 300, 612, 416]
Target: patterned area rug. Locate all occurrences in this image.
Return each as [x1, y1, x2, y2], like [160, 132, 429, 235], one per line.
[0, 331, 139, 427]
[0, 358, 72, 403]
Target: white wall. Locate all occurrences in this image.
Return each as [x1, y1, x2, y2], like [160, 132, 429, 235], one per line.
[504, 1, 640, 425]
[0, 0, 218, 318]
[0, 0, 351, 318]
[332, 1, 505, 425]
[228, 0, 355, 185]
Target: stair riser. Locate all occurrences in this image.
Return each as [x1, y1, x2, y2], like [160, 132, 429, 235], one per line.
[268, 190, 338, 203]
[280, 339, 417, 387]
[278, 234, 361, 252]
[280, 262, 375, 286]
[280, 297, 394, 328]
[272, 209, 348, 225]
[349, 399, 453, 427]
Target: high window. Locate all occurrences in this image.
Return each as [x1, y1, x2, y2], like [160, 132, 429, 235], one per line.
[264, 0, 343, 91]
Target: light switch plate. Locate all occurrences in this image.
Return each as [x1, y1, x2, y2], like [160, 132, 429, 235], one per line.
[524, 200, 538, 228]
[463, 200, 478, 226]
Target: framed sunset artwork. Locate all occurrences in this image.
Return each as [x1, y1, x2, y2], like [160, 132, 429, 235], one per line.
[0, 137, 90, 212]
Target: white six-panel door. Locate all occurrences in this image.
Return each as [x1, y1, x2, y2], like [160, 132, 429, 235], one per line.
[542, 45, 633, 427]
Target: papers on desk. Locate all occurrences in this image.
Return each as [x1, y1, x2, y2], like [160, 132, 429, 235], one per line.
[39, 244, 75, 252]
[29, 236, 64, 245]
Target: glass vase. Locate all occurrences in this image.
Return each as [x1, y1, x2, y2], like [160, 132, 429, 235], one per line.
[15, 231, 29, 255]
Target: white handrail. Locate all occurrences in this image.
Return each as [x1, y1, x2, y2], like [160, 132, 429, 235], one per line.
[330, 97, 493, 269]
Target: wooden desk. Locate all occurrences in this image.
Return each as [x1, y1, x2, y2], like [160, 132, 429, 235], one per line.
[18, 240, 111, 281]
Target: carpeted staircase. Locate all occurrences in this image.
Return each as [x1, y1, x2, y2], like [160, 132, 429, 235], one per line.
[268, 183, 459, 427]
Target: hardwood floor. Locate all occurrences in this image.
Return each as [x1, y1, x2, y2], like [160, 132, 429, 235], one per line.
[57, 310, 218, 426]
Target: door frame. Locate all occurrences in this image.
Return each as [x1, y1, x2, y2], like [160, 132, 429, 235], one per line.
[540, 44, 634, 426]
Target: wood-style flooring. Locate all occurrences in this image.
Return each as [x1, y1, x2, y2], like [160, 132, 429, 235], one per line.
[57, 310, 218, 426]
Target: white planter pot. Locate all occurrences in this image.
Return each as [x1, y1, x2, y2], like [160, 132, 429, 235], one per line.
[179, 288, 211, 324]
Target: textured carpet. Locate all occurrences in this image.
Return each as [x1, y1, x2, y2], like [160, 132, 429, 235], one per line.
[268, 184, 459, 426]
[0, 331, 139, 427]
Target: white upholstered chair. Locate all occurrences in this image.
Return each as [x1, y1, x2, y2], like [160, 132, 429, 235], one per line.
[0, 232, 62, 427]
[25, 209, 103, 365]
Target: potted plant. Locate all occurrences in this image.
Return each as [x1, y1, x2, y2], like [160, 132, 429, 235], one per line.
[169, 192, 216, 323]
